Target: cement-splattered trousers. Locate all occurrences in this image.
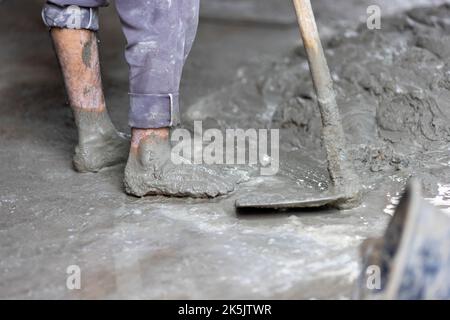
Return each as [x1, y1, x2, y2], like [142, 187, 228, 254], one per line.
[42, 0, 200, 129]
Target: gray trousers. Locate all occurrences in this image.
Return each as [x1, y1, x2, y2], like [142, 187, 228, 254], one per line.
[42, 0, 200, 129]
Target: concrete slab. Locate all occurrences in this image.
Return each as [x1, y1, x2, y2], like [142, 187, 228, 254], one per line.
[0, 0, 448, 299]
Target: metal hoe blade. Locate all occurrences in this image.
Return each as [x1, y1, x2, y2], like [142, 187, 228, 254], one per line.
[236, 193, 347, 209]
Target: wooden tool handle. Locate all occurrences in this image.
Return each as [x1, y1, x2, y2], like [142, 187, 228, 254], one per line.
[292, 0, 361, 207]
[292, 0, 338, 126]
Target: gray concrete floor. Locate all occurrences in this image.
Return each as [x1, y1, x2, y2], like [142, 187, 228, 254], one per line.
[0, 0, 448, 299]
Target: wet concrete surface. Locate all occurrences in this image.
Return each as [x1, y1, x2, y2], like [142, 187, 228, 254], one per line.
[1, 0, 449, 299]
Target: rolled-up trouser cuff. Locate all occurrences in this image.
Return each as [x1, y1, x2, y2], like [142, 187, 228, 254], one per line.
[128, 93, 180, 129]
[42, 3, 99, 31]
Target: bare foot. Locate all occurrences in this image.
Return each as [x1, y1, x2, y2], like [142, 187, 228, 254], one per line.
[72, 108, 129, 172]
[124, 128, 241, 197]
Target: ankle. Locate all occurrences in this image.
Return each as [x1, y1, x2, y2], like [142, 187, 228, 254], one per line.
[131, 128, 170, 151]
[73, 108, 117, 142]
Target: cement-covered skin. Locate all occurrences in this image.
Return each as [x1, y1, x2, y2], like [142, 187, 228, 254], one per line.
[50, 28, 130, 173]
[124, 136, 246, 198]
[73, 109, 129, 172]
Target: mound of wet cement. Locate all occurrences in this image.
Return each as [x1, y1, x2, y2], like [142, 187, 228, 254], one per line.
[185, 5, 450, 196]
